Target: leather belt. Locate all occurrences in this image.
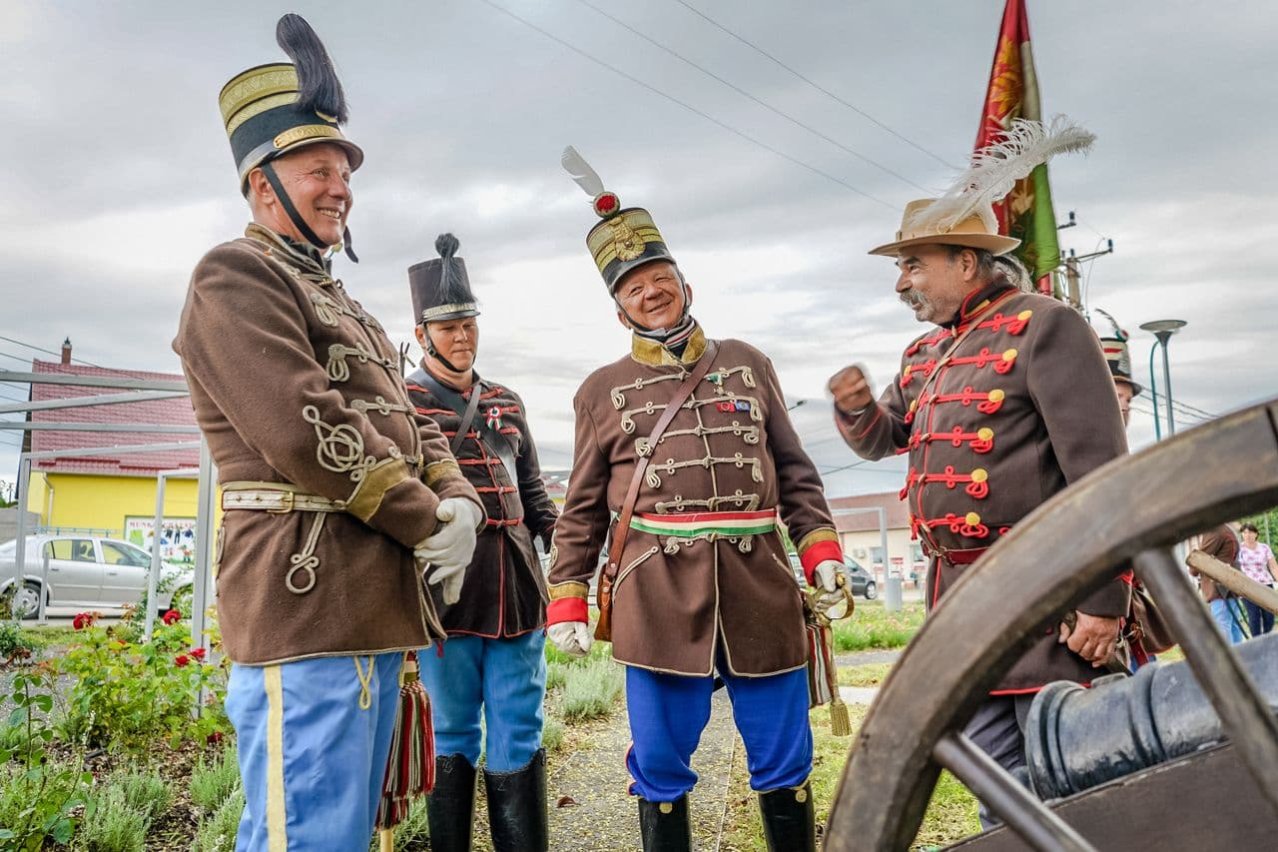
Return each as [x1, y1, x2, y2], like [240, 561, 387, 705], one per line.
[926, 545, 988, 565]
[221, 483, 345, 514]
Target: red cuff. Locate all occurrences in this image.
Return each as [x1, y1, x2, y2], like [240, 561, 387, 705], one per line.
[546, 597, 588, 625]
[799, 540, 844, 585]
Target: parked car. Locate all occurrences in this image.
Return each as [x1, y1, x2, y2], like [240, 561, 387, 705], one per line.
[0, 535, 191, 618]
[788, 554, 878, 600]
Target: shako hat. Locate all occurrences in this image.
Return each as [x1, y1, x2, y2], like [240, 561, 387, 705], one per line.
[870, 117, 1094, 257]
[219, 14, 364, 189]
[561, 146, 675, 294]
[1094, 309, 1143, 395]
[409, 234, 480, 325]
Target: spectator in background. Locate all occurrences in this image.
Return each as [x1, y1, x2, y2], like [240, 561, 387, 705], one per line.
[1190, 524, 1246, 644]
[1237, 522, 1278, 636]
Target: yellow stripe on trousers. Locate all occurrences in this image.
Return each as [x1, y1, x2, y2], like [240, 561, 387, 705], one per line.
[264, 665, 288, 851]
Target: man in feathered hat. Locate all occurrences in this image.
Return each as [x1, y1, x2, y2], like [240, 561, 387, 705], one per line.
[173, 16, 483, 848]
[545, 148, 849, 851]
[403, 234, 559, 851]
[827, 119, 1131, 826]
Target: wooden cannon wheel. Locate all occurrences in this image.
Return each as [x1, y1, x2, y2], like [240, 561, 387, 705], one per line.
[824, 399, 1278, 851]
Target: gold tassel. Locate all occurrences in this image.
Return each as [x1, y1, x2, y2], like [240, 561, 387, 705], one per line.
[378, 829, 394, 852]
[828, 694, 852, 737]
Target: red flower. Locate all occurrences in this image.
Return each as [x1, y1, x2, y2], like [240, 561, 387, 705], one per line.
[190, 647, 207, 661]
[206, 731, 224, 746]
[174, 654, 191, 668]
[72, 612, 98, 630]
[162, 609, 181, 625]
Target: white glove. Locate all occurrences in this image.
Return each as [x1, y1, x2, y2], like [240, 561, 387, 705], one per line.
[547, 621, 592, 658]
[415, 499, 482, 605]
[813, 560, 849, 611]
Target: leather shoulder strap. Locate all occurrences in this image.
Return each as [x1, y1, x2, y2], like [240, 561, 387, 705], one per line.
[606, 341, 719, 574]
[410, 368, 484, 456]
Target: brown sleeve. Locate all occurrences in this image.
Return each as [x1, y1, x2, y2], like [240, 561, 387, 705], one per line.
[178, 243, 458, 549]
[833, 360, 913, 461]
[1198, 526, 1239, 565]
[510, 390, 560, 545]
[1027, 304, 1131, 618]
[545, 390, 613, 623]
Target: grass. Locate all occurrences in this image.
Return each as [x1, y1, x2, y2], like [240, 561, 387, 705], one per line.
[831, 600, 925, 652]
[193, 788, 244, 852]
[190, 743, 241, 814]
[369, 795, 430, 851]
[559, 657, 625, 723]
[836, 662, 894, 688]
[111, 769, 173, 825]
[15, 624, 80, 653]
[80, 784, 148, 852]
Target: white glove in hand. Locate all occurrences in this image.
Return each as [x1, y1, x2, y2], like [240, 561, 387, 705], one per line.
[813, 559, 848, 610]
[415, 499, 482, 605]
[547, 621, 592, 658]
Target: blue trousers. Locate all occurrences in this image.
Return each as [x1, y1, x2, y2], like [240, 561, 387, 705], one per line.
[1243, 597, 1275, 637]
[624, 662, 812, 802]
[418, 631, 547, 771]
[1211, 597, 1246, 644]
[226, 652, 404, 852]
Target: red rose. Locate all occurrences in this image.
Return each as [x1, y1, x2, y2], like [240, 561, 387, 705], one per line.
[174, 654, 191, 668]
[72, 612, 98, 630]
[162, 609, 181, 625]
[190, 647, 207, 661]
[206, 731, 224, 746]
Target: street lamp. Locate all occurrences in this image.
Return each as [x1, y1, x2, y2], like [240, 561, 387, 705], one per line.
[1139, 319, 1187, 437]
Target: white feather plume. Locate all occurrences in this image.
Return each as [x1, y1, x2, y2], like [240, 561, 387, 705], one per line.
[561, 146, 605, 198]
[909, 116, 1096, 233]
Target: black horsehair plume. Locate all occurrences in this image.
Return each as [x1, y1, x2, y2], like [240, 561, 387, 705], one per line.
[435, 234, 474, 304]
[276, 13, 349, 123]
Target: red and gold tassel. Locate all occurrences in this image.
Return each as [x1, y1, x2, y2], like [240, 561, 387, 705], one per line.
[376, 650, 435, 844]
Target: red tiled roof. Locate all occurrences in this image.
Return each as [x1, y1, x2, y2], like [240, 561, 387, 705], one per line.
[27, 360, 199, 476]
[827, 492, 912, 532]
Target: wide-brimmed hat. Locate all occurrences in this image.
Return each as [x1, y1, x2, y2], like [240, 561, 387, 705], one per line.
[219, 15, 364, 189]
[408, 234, 480, 325]
[869, 199, 1021, 257]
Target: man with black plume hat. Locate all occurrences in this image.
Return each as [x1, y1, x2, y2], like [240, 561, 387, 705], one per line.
[403, 235, 559, 851]
[173, 15, 482, 848]
[546, 148, 849, 852]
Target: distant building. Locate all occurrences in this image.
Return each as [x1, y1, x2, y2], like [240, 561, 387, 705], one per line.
[828, 492, 925, 584]
[19, 348, 200, 556]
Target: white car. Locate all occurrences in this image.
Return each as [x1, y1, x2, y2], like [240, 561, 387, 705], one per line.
[0, 535, 191, 618]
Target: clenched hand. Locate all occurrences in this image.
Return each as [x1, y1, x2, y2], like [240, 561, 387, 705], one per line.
[827, 364, 875, 415]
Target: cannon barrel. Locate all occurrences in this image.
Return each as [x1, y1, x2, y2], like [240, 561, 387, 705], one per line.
[1025, 632, 1278, 799]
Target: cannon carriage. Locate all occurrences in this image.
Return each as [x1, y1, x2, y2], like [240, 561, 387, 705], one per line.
[825, 398, 1278, 851]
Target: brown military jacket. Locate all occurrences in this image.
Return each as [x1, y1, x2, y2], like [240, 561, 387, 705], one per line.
[836, 282, 1130, 692]
[405, 368, 559, 638]
[174, 225, 482, 665]
[546, 327, 842, 677]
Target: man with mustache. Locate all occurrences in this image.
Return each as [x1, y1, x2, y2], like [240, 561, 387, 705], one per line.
[173, 16, 482, 848]
[827, 193, 1130, 826]
[546, 150, 848, 851]
[403, 235, 559, 851]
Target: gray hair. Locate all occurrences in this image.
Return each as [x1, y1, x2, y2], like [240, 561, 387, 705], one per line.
[992, 253, 1034, 293]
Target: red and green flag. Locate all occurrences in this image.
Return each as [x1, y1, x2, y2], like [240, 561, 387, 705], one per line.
[976, 0, 1062, 295]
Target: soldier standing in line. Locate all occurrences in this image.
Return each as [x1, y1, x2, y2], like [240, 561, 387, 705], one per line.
[404, 234, 559, 851]
[174, 16, 483, 848]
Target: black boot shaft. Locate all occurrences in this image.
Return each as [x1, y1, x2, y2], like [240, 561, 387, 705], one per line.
[484, 749, 549, 852]
[637, 796, 692, 852]
[759, 783, 816, 852]
[427, 753, 477, 852]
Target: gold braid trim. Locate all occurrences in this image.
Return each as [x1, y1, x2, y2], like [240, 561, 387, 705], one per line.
[796, 528, 840, 555]
[548, 581, 589, 601]
[423, 458, 463, 489]
[346, 456, 410, 523]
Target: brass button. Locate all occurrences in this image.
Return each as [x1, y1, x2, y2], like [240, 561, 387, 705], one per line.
[659, 802, 673, 815]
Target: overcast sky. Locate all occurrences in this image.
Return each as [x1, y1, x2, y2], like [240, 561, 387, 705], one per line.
[2, 0, 1275, 499]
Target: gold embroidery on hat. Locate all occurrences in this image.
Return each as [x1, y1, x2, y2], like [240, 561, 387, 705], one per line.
[273, 124, 341, 150]
[608, 216, 646, 262]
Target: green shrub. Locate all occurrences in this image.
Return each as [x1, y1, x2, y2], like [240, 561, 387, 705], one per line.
[369, 795, 430, 851]
[193, 788, 244, 852]
[830, 601, 925, 652]
[0, 620, 36, 665]
[560, 658, 624, 723]
[541, 716, 565, 753]
[544, 638, 613, 667]
[113, 770, 172, 825]
[545, 661, 570, 692]
[79, 785, 147, 852]
[190, 744, 241, 814]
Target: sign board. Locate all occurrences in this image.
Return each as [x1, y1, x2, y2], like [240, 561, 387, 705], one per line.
[124, 516, 197, 567]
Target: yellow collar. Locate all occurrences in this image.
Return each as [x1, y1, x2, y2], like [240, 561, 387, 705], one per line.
[630, 325, 708, 366]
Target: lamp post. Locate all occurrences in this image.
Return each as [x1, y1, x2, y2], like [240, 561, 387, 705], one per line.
[1139, 319, 1187, 437]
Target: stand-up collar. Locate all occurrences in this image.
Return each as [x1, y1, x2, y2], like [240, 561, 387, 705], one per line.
[945, 281, 1018, 329]
[245, 223, 331, 277]
[631, 324, 708, 366]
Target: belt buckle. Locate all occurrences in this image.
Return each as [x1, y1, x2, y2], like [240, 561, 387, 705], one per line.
[267, 491, 295, 514]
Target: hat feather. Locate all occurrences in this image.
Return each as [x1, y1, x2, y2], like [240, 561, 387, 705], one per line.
[276, 13, 349, 124]
[1094, 308, 1129, 342]
[561, 146, 605, 198]
[910, 116, 1095, 233]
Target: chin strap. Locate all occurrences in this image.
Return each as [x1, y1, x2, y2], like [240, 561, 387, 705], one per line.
[617, 278, 693, 338]
[261, 161, 359, 264]
[424, 325, 467, 374]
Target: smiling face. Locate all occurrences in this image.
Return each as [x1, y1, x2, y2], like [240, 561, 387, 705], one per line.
[893, 244, 982, 325]
[247, 142, 352, 248]
[614, 260, 690, 331]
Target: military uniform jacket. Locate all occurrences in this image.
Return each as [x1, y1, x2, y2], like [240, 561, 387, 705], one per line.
[405, 368, 558, 637]
[174, 225, 482, 665]
[546, 327, 842, 677]
[836, 283, 1130, 692]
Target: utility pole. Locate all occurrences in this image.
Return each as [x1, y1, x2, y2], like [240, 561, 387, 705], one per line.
[1056, 210, 1114, 311]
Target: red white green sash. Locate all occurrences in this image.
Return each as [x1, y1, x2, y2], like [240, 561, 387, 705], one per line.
[629, 509, 777, 538]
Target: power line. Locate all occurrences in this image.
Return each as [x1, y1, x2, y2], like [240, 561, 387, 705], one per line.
[476, 0, 897, 209]
[671, 0, 957, 169]
[0, 334, 102, 368]
[574, 0, 930, 193]
[0, 350, 31, 365]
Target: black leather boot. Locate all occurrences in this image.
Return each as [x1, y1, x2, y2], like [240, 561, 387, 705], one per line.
[426, 753, 477, 852]
[758, 783, 816, 852]
[484, 749, 548, 852]
[637, 795, 691, 852]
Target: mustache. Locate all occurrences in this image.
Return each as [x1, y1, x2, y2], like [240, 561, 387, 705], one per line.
[900, 291, 926, 309]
